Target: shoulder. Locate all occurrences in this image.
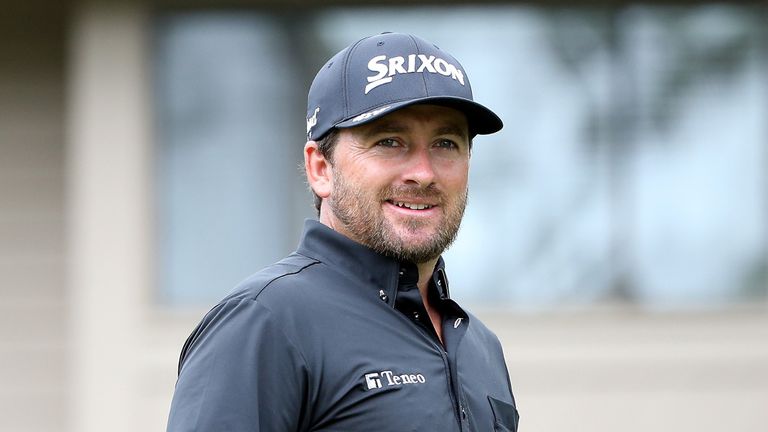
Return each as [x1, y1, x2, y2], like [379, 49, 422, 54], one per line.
[181, 250, 353, 348]
[222, 252, 322, 304]
[178, 253, 321, 354]
[463, 310, 506, 353]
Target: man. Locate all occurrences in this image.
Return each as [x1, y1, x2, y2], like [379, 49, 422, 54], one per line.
[167, 32, 518, 431]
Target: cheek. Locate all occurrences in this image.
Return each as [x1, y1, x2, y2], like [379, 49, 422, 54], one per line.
[334, 164, 392, 198]
[351, 163, 399, 188]
[438, 160, 470, 189]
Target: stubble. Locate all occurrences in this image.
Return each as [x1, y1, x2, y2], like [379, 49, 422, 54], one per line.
[328, 166, 467, 264]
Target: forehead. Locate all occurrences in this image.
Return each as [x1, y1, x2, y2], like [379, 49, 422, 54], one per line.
[344, 104, 469, 138]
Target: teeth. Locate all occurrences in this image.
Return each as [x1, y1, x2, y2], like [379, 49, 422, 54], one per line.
[394, 201, 432, 210]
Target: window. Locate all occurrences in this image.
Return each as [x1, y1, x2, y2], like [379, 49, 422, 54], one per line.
[153, 13, 310, 305]
[153, 5, 768, 309]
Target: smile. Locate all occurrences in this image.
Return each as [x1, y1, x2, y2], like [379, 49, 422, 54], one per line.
[388, 200, 435, 210]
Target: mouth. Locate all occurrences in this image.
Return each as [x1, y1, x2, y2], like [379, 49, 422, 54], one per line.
[386, 200, 436, 211]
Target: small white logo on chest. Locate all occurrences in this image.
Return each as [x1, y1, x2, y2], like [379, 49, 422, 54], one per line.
[364, 370, 427, 390]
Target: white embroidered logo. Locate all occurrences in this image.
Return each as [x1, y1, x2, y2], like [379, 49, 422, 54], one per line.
[351, 105, 392, 124]
[364, 370, 427, 390]
[365, 54, 465, 94]
[364, 373, 383, 389]
[306, 107, 320, 138]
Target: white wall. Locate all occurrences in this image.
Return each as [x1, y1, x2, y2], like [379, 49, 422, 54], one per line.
[483, 308, 768, 432]
[67, 1, 152, 431]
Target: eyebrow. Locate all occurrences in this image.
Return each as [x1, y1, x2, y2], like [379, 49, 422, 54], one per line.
[434, 125, 469, 140]
[362, 121, 407, 140]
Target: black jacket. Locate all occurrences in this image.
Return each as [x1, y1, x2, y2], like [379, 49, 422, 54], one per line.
[167, 220, 518, 431]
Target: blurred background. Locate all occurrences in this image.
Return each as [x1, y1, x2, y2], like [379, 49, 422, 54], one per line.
[1, 0, 766, 431]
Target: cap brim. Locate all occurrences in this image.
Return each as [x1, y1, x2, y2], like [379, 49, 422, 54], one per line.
[334, 96, 503, 137]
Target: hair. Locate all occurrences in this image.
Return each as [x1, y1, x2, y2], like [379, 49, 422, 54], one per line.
[311, 129, 340, 215]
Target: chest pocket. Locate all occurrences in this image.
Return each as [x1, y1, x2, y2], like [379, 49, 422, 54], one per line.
[488, 396, 519, 432]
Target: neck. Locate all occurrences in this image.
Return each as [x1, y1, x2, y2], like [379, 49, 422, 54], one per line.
[416, 257, 444, 344]
[415, 258, 438, 297]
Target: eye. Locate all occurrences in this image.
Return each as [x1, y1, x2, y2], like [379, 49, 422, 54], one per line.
[434, 139, 459, 150]
[376, 138, 401, 148]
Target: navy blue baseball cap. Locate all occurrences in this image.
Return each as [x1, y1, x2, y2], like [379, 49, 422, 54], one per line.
[306, 32, 503, 140]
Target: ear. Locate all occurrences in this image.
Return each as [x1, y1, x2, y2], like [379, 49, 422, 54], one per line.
[304, 141, 332, 199]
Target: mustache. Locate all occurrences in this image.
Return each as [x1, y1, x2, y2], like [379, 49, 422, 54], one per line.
[381, 184, 444, 203]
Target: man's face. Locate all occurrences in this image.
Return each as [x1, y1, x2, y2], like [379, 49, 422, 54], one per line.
[324, 104, 470, 264]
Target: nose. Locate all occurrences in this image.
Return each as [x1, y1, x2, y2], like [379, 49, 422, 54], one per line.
[402, 146, 436, 187]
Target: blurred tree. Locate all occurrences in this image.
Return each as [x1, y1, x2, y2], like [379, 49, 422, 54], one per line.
[540, 5, 762, 302]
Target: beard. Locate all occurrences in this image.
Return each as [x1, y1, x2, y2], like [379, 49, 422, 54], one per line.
[328, 165, 467, 264]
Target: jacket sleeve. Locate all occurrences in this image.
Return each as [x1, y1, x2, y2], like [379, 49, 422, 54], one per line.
[166, 298, 310, 431]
